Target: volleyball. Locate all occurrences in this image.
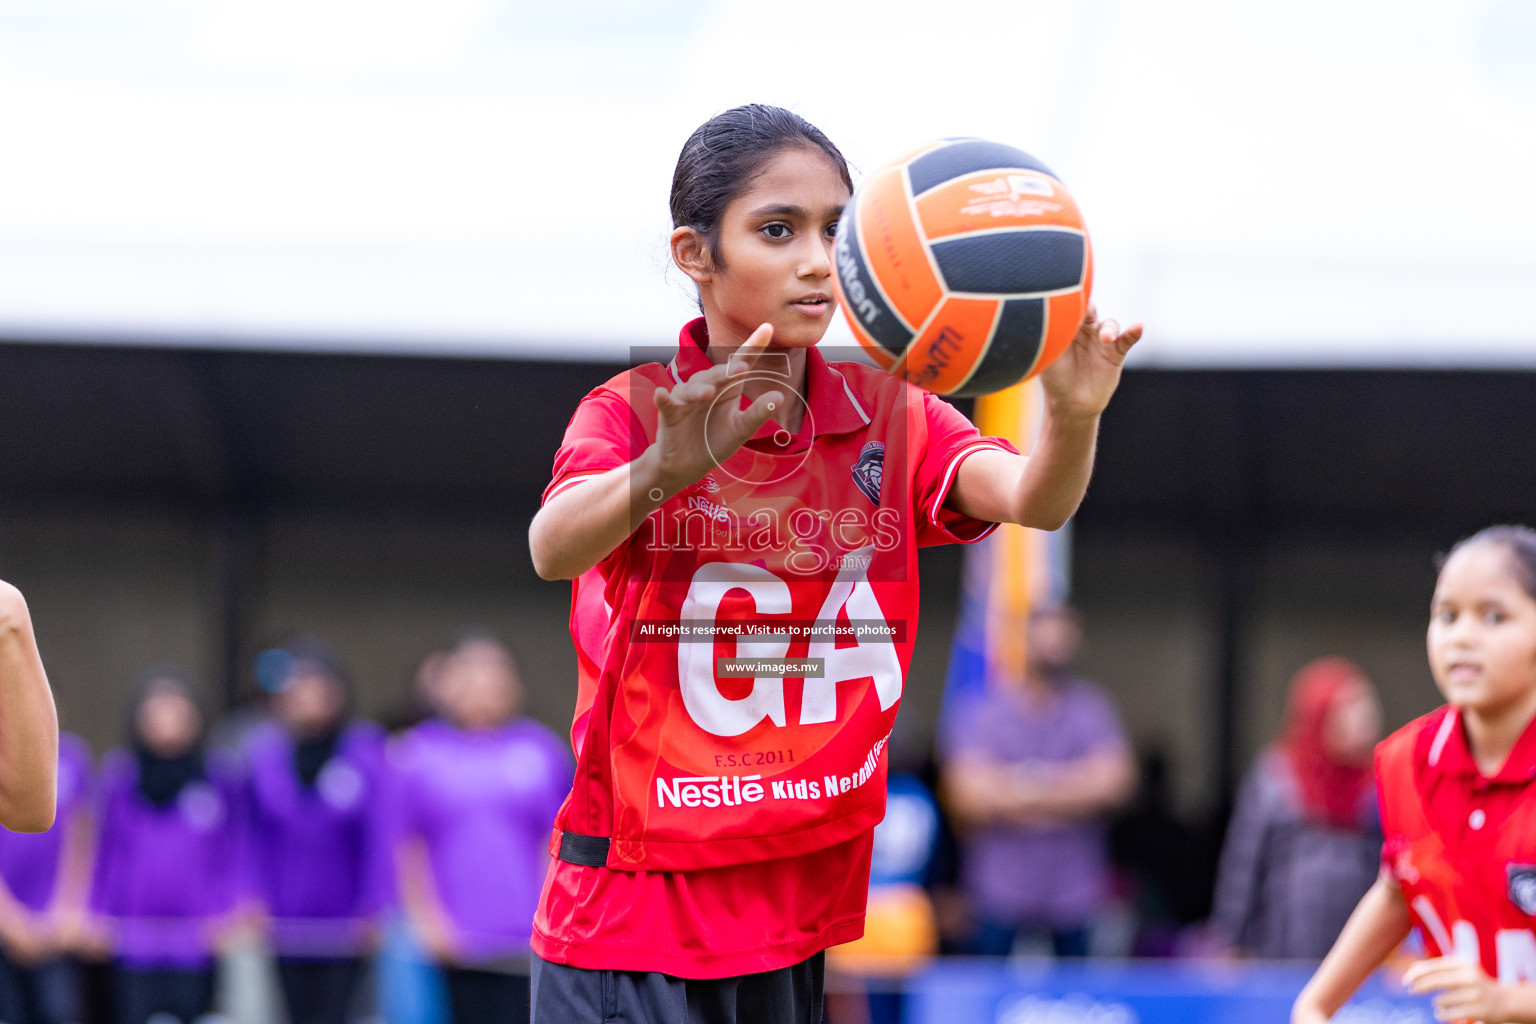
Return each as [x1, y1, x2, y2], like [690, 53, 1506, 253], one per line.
[832, 138, 1093, 397]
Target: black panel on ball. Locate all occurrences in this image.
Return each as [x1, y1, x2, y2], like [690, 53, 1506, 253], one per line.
[953, 298, 1046, 397]
[931, 230, 1085, 295]
[906, 139, 1057, 197]
[834, 200, 915, 358]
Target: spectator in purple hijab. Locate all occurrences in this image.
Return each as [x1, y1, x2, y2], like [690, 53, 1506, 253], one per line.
[942, 604, 1136, 957]
[86, 671, 243, 1024]
[245, 640, 390, 1024]
[0, 732, 93, 1024]
[392, 635, 572, 1024]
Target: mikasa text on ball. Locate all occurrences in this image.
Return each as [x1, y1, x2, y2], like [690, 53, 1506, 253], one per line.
[832, 138, 1093, 396]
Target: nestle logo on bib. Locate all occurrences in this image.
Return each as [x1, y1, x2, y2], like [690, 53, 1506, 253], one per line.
[1509, 864, 1536, 915]
[656, 774, 765, 809]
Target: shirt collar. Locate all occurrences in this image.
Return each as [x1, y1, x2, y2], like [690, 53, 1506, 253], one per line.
[667, 317, 873, 439]
[1426, 706, 1536, 784]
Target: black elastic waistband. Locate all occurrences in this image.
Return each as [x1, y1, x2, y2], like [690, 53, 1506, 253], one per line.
[557, 831, 611, 867]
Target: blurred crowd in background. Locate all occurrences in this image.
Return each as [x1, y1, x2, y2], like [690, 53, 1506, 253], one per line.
[0, 611, 1389, 1024]
[0, 634, 570, 1024]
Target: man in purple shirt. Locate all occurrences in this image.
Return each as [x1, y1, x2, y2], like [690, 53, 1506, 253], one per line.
[941, 605, 1135, 957]
[0, 732, 92, 1024]
[246, 640, 391, 1024]
[393, 635, 572, 1024]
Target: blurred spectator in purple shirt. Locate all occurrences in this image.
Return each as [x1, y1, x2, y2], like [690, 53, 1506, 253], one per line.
[941, 605, 1135, 957]
[1211, 657, 1382, 960]
[246, 639, 391, 1024]
[86, 671, 244, 1024]
[392, 635, 572, 1024]
[0, 732, 93, 1024]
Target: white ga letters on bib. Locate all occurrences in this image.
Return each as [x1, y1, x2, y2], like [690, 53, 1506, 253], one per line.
[1414, 895, 1536, 984]
[677, 548, 901, 737]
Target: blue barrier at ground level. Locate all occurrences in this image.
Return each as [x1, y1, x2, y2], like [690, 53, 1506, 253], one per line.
[904, 960, 1435, 1024]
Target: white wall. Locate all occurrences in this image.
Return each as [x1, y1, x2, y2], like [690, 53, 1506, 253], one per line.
[1, 0, 1533, 365]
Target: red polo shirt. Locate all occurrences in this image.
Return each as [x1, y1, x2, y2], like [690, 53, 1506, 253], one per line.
[1415, 707, 1536, 847]
[531, 318, 1015, 977]
[1379, 706, 1536, 984]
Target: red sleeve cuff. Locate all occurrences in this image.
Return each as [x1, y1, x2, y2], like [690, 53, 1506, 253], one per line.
[927, 438, 1019, 544]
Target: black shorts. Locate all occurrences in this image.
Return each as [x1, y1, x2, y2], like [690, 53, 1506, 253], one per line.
[530, 951, 824, 1024]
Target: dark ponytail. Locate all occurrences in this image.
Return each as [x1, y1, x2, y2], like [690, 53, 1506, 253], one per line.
[670, 104, 852, 268]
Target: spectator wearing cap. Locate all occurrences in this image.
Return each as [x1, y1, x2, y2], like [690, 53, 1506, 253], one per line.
[86, 671, 244, 1024]
[392, 635, 572, 1024]
[245, 640, 391, 1024]
[941, 604, 1136, 957]
[1211, 657, 1383, 960]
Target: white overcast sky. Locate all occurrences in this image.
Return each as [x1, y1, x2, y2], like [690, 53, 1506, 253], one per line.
[0, 0, 1533, 366]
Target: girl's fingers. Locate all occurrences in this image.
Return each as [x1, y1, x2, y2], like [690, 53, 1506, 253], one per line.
[656, 382, 714, 424]
[1406, 960, 1474, 992]
[692, 361, 739, 392]
[1403, 956, 1450, 981]
[683, 323, 779, 394]
[726, 323, 775, 377]
[739, 390, 783, 436]
[1433, 992, 1479, 1021]
[1115, 323, 1144, 357]
[671, 379, 715, 406]
[1408, 969, 1451, 993]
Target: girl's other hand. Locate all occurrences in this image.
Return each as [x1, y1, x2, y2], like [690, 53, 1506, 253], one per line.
[1404, 956, 1505, 1023]
[1039, 305, 1142, 421]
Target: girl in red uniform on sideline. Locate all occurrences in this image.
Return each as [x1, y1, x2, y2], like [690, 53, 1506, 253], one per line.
[527, 104, 1141, 1024]
[1294, 526, 1536, 1024]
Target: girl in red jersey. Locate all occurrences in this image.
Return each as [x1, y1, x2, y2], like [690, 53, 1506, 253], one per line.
[528, 104, 1141, 1024]
[0, 580, 58, 834]
[1295, 525, 1536, 1024]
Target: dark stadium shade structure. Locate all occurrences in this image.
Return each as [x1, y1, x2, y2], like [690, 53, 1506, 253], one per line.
[2, 339, 1533, 802]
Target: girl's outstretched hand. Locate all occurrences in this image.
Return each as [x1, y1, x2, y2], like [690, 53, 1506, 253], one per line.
[1039, 304, 1142, 420]
[1404, 956, 1505, 1023]
[646, 323, 784, 499]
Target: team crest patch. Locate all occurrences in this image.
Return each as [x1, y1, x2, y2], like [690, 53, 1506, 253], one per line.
[851, 442, 885, 505]
[1509, 865, 1536, 915]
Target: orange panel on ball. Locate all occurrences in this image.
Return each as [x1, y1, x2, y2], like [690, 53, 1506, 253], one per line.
[915, 170, 1084, 241]
[893, 297, 1000, 396]
[1039, 292, 1087, 372]
[857, 167, 944, 331]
